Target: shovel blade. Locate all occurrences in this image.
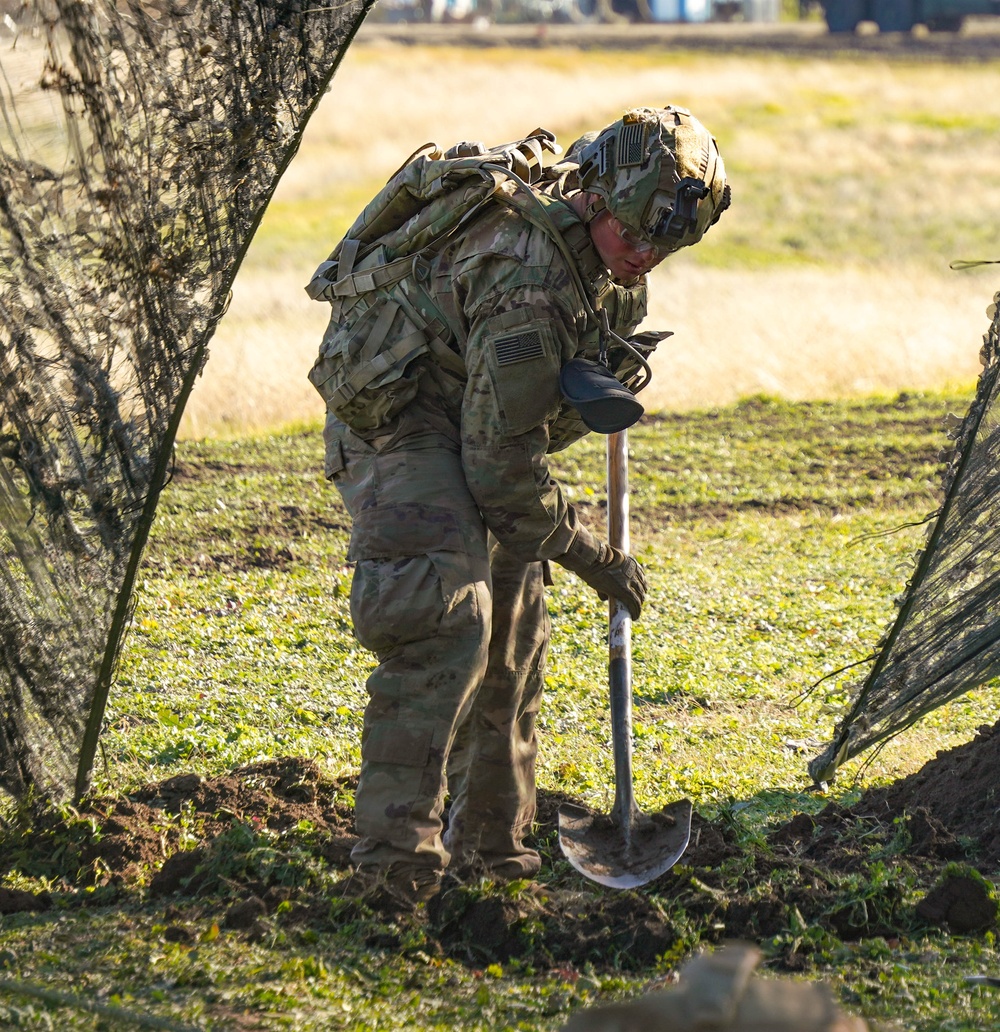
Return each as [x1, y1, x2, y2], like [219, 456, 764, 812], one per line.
[557, 798, 693, 889]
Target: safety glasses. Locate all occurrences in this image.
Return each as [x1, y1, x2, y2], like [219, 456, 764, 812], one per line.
[610, 216, 672, 257]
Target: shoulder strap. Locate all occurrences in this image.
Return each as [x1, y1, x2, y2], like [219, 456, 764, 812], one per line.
[498, 187, 609, 298]
[305, 251, 416, 303]
[490, 175, 610, 342]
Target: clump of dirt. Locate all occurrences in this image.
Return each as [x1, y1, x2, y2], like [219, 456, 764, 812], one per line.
[133, 755, 355, 842]
[916, 871, 998, 934]
[755, 719, 1000, 944]
[0, 886, 52, 915]
[427, 878, 678, 969]
[0, 757, 357, 900]
[7, 723, 1000, 969]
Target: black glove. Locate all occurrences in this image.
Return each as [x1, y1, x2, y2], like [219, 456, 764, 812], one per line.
[558, 532, 647, 620]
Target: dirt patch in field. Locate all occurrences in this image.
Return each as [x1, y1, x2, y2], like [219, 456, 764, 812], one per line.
[862, 722, 1000, 868]
[6, 729, 1000, 966]
[142, 502, 350, 575]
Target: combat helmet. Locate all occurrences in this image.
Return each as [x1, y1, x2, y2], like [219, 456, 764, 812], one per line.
[573, 105, 730, 253]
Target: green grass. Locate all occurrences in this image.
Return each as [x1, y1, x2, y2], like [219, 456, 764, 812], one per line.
[3, 389, 1000, 1029]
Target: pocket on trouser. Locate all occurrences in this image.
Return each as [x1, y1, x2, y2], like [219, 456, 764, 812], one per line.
[365, 721, 435, 767]
[355, 717, 446, 848]
[350, 550, 486, 656]
[351, 556, 443, 655]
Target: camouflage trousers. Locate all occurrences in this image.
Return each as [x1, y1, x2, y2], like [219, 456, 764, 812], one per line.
[325, 417, 548, 879]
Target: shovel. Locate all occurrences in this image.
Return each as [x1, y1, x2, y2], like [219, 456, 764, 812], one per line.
[558, 428, 693, 889]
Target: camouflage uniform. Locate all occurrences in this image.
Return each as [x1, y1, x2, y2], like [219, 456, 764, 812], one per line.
[322, 167, 648, 882]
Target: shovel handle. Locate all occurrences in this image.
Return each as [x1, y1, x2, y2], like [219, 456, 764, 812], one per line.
[608, 430, 629, 555]
[608, 430, 638, 828]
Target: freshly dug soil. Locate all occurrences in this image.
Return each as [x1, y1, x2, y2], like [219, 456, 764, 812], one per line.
[862, 722, 1000, 868]
[5, 722, 1000, 969]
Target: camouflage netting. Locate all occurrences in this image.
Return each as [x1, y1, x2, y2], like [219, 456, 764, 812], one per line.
[0, 0, 372, 803]
[810, 292, 1000, 784]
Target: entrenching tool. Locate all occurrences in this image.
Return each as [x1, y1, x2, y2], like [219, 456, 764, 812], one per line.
[558, 429, 693, 889]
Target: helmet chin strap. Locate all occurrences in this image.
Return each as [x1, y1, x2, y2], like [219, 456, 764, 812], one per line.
[582, 193, 605, 225]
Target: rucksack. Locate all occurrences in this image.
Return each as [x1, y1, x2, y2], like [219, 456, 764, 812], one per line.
[304, 128, 564, 432]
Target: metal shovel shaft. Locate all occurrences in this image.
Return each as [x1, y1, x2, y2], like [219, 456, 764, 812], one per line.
[557, 430, 693, 889]
[607, 429, 639, 836]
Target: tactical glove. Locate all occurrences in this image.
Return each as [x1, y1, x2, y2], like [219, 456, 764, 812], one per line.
[558, 531, 647, 620]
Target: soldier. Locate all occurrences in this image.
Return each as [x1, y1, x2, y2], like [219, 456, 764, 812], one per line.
[308, 105, 730, 901]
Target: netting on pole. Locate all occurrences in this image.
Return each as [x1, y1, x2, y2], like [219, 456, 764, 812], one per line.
[0, 0, 372, 803]
[810, 292, 1000, 784]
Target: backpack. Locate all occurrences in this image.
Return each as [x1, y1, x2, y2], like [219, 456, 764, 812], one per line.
[305, 129, 562, 432]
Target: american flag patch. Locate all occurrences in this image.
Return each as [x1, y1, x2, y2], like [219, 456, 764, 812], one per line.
[494, 330, 544, 366]
[617, 122, 646, 168]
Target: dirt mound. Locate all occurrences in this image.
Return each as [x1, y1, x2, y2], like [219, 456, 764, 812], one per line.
[862, 722, 1000, 868]
[6, 731, 1000, 968]
[0, 758, 357, 903]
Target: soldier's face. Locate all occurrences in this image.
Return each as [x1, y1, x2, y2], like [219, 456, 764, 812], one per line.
[588, 211, 669, 284]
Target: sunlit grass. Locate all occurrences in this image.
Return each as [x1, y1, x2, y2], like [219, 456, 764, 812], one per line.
[5, 390, 1000, 1029]
[107, 393, 1000, 804]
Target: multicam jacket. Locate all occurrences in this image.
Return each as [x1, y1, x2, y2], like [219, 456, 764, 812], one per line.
[320, 171, 649, 565]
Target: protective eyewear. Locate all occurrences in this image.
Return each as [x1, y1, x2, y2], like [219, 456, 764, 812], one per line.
[610, 217, 672, 257]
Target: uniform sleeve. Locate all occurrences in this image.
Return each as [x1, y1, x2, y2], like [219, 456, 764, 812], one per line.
[459, 282, 595, 563]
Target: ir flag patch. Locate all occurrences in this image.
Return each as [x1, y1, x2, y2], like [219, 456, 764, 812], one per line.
[494, 330, 545, 366]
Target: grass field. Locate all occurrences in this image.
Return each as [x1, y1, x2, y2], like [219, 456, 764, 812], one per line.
[4, 390, 1000, 1029]
[183, 32, 1000, 436]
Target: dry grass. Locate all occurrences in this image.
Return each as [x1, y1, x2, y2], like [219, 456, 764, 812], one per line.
[639, 259, 988, 412]
[184, 259, 990, 436]
[139, 35, 1000, 436]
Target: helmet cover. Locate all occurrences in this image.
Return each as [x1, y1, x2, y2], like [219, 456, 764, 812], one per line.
[574, 105, 731, 252]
